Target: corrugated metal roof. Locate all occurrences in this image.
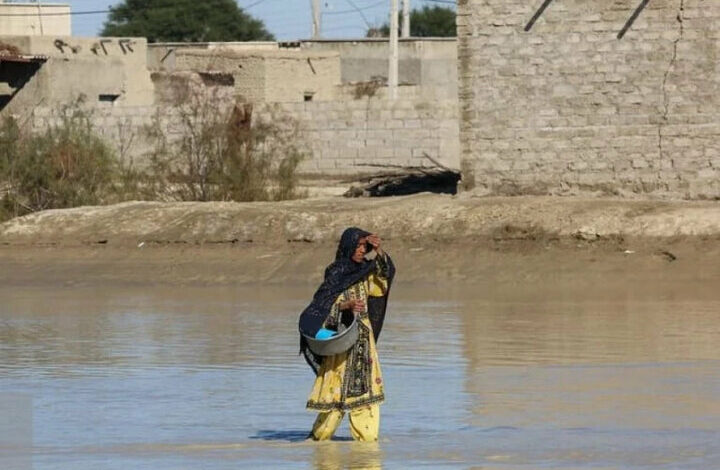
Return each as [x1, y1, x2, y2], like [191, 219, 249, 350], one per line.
[0, 53, 48, 63]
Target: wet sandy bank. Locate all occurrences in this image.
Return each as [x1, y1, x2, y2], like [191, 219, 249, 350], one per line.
[2, 236, 719, 296]
[1, 194, 719, 288]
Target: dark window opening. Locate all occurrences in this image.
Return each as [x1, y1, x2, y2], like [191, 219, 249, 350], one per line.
[99, 94, 120, 103]
[304, 92, 315, 102]
[0, 60, 43, 112]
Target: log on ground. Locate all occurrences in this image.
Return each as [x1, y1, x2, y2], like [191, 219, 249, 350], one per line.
[344, 164, 461, 197]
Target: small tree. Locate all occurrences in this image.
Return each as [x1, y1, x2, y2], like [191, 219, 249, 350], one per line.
[368, 6, 456, 38]
[102, 0, 274, 42]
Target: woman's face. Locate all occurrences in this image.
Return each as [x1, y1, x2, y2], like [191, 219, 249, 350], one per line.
[351, 237, 368, 263]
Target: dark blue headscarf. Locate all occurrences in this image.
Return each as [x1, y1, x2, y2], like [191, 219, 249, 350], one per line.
[299, 227, 395, 374]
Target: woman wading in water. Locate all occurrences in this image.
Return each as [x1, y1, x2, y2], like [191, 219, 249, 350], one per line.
[299, 227, 395, 441]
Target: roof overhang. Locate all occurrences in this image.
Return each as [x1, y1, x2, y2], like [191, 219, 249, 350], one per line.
[0, 54, 48, 64]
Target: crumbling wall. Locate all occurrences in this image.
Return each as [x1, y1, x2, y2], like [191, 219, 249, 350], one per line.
[147, 42, 277, 71]
[171, 51, 267, 102]
[458, 0, 720, 198]
[170, 49, 340, 103]
[0, 36, 154, 118]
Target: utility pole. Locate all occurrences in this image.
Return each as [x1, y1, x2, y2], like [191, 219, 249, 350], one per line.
[401, 0, 410, 38]
[37, 0, 45, 36]
[311, 0, 321, 39]
[388, 0, 399, 100]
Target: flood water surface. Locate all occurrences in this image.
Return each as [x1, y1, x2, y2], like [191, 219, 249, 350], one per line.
[1, 282, 719, 469]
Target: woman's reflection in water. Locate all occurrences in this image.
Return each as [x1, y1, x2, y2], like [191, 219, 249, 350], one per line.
[312, 441, 383, 470]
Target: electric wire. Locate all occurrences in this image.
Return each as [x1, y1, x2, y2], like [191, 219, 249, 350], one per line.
[336, 0, 372, 28]
[0, 10, 110, 17]
[323, 0, 385, 15]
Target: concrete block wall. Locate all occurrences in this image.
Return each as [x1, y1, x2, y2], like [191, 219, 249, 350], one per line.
[29, 96, 460, 176]
[30, 105, 159, 165]
[258, 98, 459, 175]
[458, 0, 720, 198]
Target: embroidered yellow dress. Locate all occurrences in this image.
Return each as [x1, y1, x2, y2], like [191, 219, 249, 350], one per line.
[307, 264, 388, 440]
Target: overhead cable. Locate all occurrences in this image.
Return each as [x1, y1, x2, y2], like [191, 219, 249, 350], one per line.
[324, 0, 386, 15]
[0, 10, 110, 17]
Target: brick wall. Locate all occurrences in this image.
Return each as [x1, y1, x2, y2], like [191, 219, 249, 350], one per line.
[458, 0, 720, 198]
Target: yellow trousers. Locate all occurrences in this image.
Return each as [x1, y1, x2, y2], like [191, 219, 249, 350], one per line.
[311, 405, 380, 442]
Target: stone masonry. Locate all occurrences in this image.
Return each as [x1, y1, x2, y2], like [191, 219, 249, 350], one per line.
[458, 0, 720, 198]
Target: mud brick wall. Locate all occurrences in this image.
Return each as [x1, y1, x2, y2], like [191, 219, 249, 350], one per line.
[457, 0, 720, 198]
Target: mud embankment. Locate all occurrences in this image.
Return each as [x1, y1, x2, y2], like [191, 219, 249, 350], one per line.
[2, 194, 720, 245]
[1, 194, 719, 287]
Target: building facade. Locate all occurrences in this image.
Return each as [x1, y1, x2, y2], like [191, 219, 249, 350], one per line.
[458, 0, 720, 198]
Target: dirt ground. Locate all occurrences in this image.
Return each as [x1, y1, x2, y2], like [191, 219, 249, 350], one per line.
[1, 194, 719, 290]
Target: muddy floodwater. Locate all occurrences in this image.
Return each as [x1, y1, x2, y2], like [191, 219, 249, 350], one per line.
[1, 279, 720, 469]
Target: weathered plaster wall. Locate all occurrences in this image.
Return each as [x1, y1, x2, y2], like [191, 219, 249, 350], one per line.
[458, 0, 720, 198]
[148, 41, 278, 72]
[173, 51, 267, 102]
[0, 3, 71, 36]
[170, 49, 340, 103]
[146, 42, 277, 71]
[264, 55, 340, 102]
[1, 36, 154, 117]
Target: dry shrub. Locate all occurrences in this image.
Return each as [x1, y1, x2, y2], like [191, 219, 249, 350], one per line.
[353, 77, 385, 100]
[146, 85, 307, 202]
[0, 109, 118, 222]
[0, 82, 308, 222]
